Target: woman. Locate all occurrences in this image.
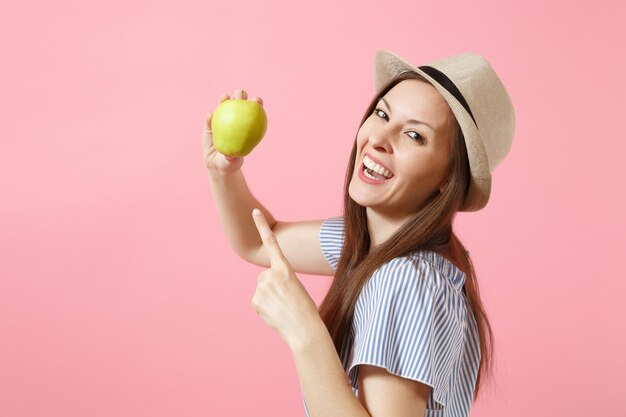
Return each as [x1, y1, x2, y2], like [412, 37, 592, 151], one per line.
[203, 49, 515, 417]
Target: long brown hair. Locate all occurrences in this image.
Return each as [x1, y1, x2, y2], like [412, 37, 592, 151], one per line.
[318, 71, 495, 402]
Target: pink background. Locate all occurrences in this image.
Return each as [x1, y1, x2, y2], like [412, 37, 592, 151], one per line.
[1, 0, 625, 416]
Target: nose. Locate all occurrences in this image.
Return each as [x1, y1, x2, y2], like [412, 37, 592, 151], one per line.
[368, 126, 394, 154]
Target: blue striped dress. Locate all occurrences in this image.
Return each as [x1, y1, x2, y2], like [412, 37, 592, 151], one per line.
[302, 216, 481, 417]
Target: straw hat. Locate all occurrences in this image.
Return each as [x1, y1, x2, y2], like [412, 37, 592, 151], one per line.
[374, 49, 516, 212]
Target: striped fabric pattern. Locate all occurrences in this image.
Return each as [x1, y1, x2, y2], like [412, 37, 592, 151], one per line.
[302, 216, 480, 417]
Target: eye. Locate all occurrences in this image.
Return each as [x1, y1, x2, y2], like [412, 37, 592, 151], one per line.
[374, 108, 388, 120]
[408, 131, 425, 144]
[374, 108, 425, 144]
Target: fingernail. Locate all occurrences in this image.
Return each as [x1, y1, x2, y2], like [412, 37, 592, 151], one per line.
[253, 208, 261, 217]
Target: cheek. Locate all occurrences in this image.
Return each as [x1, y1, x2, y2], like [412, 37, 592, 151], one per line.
[396, 157, 437, 185]
[356, 119, 374, 140]
[355, 135, 367, 156]
[356, 127, 367, 144]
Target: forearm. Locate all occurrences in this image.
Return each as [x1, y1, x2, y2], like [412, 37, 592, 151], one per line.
[208, 169, 276, 261]
[290, 319, 370, 417]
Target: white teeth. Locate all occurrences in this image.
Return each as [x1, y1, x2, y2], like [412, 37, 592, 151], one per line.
[363, 155, 393, 178]
[363, 167, 381, 180]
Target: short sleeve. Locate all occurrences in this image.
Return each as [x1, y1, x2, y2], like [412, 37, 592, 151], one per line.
[319, 216, 344, 271]
[348, 257, 464, 409]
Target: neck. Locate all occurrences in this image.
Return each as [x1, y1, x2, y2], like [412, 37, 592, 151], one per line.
[366, 207, 413, 250]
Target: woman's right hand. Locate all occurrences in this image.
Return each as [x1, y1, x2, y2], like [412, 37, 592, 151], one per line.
[202, 89, 264, 176]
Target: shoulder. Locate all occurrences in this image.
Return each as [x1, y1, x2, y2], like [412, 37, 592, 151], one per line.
[319, 216, 344, 270]
[352, 256, 441, 320]
[369, 253, 442, 292]
[320, 215, 344, 237]
[404, 250, 466, 293]
[364, 251, 467, 303]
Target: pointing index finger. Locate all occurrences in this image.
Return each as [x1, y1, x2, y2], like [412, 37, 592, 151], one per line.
[252, 208, 286, 266]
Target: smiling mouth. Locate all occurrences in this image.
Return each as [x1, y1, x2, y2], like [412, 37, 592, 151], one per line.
[362, 162, 392, 181]
[361, 154, 394, 180]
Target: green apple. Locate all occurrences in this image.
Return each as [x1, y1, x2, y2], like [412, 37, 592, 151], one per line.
[211, 99, 268, 157]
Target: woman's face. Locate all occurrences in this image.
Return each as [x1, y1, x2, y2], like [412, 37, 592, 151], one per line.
[349, 79, 454, 218]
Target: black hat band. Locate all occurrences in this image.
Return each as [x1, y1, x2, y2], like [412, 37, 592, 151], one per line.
[419, 65, 478, 129]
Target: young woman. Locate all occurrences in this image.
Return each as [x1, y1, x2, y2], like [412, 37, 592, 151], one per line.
[203, 49, 515, 417]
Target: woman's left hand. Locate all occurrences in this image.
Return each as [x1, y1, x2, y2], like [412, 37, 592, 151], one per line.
[250, 208, 322, 350]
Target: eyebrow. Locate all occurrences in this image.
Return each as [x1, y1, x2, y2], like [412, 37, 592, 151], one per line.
[379, 97, 435, 132]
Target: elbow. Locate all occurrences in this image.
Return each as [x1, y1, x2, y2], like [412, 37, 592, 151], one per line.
[237, 245, 269, 268]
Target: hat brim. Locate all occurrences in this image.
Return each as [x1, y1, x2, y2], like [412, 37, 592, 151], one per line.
[374, 49, 491, 212]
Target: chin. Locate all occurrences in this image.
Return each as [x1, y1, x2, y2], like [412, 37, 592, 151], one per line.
[348, 183, 375, 208]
